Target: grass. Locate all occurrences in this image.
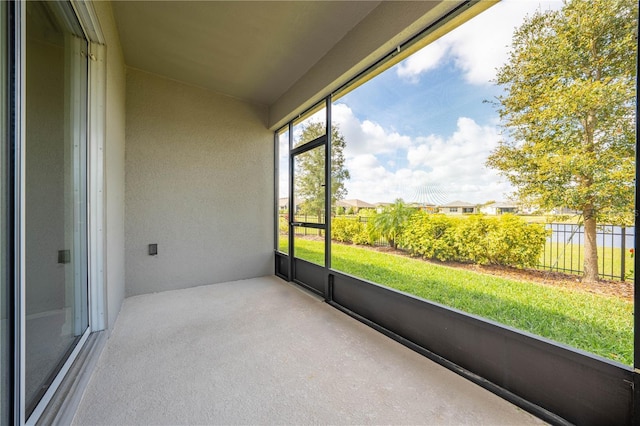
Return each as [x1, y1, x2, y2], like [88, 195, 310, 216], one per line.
[284, 237, 633, 365]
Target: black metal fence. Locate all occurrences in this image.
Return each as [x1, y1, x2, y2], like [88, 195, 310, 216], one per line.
[282, 214, 635, 281]
[289, 214, 325, 237]
[539, 223, 634, 281]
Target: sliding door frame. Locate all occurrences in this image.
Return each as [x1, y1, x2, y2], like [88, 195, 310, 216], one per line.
[4, 1, 106, 423]
[8, 1, 25, 424]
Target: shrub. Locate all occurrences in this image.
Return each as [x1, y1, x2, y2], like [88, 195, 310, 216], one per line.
[453, 214, 497, 264]
[402, 212, 458, 261]
[352, 226, 373, 245]
[403, 213, 548, 268]
[364, 218, 381, 246]
[332, 217, 370, 244]
[279, 215, 288, 234]
[371, 199, 414, 249]
[485, 214, 548, 267]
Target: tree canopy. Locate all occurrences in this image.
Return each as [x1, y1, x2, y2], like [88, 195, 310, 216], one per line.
[486, 0, 637, 282]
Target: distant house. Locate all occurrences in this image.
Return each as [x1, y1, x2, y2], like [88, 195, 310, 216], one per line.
[279, 197, 304, 213]
[439, 200, 478, 215]
[551, 207, 580, 215]
[480, 201, 519, 215]
[336, 199, 375, 213]
[519, 205, 538, 215]
[408, 202, 438, 212]
[373, 202, 391, 213]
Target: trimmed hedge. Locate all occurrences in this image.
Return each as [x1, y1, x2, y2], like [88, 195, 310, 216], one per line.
[330, 212, 548, 268]
[402, 212, 548, 268]
[331, 216, 376, 245]
[402, 212, 458, 261]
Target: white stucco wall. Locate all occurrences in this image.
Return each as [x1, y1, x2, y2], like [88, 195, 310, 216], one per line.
[125, 68, 273, 296]
[94, 1, 127, 329]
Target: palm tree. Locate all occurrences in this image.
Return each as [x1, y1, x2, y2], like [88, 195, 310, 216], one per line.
[372, 199, 414, 249]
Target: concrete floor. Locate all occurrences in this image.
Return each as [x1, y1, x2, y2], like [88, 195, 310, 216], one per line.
[73, 276, 547, 425]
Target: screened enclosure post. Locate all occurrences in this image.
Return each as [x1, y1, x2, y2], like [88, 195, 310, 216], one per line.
[273, 132, 278, 253]
[633, 15, 640, 424]
[634, 12, 639, 369]
[324, 96, 331, 277]
[287, 122, 294, 281]
[621, 227, 626, 282]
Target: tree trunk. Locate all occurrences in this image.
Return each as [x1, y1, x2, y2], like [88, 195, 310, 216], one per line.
[583, 208, 599, 284]
[581, 110, 598, 284]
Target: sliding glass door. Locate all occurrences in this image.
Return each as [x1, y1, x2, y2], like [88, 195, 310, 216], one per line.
[24, 1, 89, 416]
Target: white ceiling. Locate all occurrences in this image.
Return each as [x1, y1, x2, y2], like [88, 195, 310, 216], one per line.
[112, 1, 382, 106]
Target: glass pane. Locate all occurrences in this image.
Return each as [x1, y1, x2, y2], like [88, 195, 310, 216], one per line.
[330, 0, 636, 365]
[293, 145, 325, 226]
[277, 129, 289, 254]
[25, 1, 89, 415]
[294, 229, 325, 266]
[293, 143, 326, 266]
[0, 2, 8, 423]
[292, 105, 326, 148]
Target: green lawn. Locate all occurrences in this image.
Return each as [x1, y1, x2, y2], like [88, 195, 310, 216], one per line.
[285, 238, 633, 365]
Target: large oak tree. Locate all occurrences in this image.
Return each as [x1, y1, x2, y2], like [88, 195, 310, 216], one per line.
[487, 0, 637, 283]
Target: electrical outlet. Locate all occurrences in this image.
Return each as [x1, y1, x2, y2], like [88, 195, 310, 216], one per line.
[58, 250, 70, 264]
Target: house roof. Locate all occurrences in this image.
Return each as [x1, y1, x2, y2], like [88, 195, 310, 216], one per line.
[336, 199, 375, 209]
[440, 200, 477, 208]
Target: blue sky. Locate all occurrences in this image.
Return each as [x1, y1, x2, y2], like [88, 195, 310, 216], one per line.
[339, 60, 500, 139]
[326, 0, 562, 205]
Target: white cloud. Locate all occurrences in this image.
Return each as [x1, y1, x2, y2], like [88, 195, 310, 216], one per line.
[332, 103, 412, 158]
[396, 0, 562, 85]
[345, 160, 433, 203]
[396, 40, 448, 83]
[405, 117, 510, 203]
[408, 117, 498, 168]
[333, 106, 513, 204]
